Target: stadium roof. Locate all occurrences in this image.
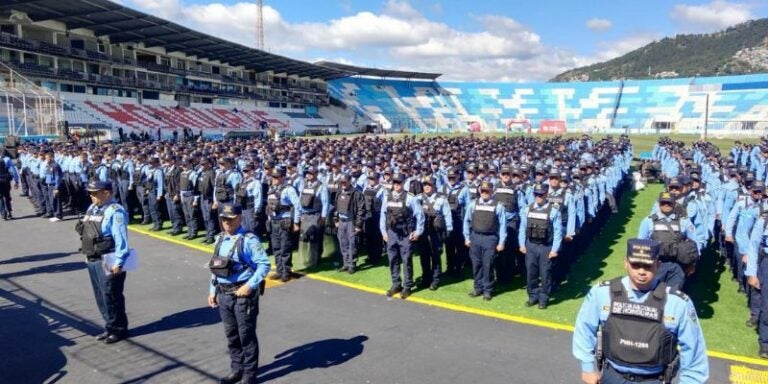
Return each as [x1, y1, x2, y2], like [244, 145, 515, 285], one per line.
[0, 0, 354, 80]
[315, 61, 442, 80]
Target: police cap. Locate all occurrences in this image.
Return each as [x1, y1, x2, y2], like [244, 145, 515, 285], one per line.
[86, 180, 112, 192]
[626, 238, 660, 265]
[219, 203, 242, 219]
[533, 184, 548, 196]
[392, 173, 405, 183]
[479, 180, 493, 191]
[658, 192, 675, 204]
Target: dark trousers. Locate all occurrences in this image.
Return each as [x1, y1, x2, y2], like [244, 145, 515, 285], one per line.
[46, 184, 62, 218]
[525, 241, 553, 304]
[337, 221, 359, 268]
[364, 216, 383, 264]
[29, 177, 41, 211]
[118, 179, 131, 218]
[136, 186, 150, 223]
[417, 229, 444, 286]
[217, 292, 260, 383]
[148, 194, 164, 229]
[470, 233, 498, 295]
[300, 214, 324, 268]
[657, 261, 685, 291]
[387, 229, 414, 289]
[165, 194, 184, 232]
[201, 198, 217, 240]
[497, 223, 521, 281]
[241, 207, 255, 233]
[181, 194, 199, 236]
[601, 364, 663, 384]
[86, 260, 128, 335]
[270, 219, 293, 277]
[20, 169, 28, 195]
[0, 181, 11, 217]
[445, 213, 467, 273]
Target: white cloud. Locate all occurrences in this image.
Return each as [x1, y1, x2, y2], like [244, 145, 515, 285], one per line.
[592, 32, 659, 63]
[122, 0, 582, 81]
[671, 1, 754, 32]
[586, 18, 612, 32]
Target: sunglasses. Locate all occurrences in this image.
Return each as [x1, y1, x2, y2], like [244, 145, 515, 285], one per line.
[629, 262, 654, 270]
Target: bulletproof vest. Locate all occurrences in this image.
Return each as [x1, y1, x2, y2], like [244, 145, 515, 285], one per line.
[363, 185, 382, 214]
[408, 178, 423, 195]
[120, 161, 131, 180]
[144, 168, 159, 192]
[266, 185, 291, 217]
[466, 181, 479, 200]
[79, 204, 117, 258]
[548, 188, 569, 224]
[385, 191, 413, 232]
[525, 204, 553, 243]
[165, 166, 181, 195]
[381, 181, 393, 191]
[0, 159, 9, 183]
[180, 170, 192, 192]
[109, 160, 121, 180]
[215, 170, 234, 202]
[327, 177, 340, 201]
[209, 233, 254, 278]
[197, 170, 214, 199]
[422, 193, 446, 232]
[133, 164, 145, 185]
[673, 195, 693, 219]
[472, 199, 498, 234]
[650, 214, 683, 261]
[335, 187, 354, 216]
[300, 181, 321, 211]
[603, 278, 677, 369]
[90, 164, 107, 182]
[236, 178, 255, 209]
[442, 184, 462, 212]
[495, 182, 519, 213]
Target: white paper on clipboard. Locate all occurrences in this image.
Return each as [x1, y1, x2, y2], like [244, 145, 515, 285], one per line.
[103, 248, 138, 275]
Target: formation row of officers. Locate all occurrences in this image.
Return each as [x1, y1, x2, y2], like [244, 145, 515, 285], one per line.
[14, 138, 631, 306]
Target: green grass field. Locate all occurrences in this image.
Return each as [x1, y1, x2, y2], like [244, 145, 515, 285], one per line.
[129, 133, 763, 357]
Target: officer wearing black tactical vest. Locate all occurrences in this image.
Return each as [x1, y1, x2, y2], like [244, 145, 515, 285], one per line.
[179, 158, 199, 240]
[494, 165, 525, 282]
[417, 176, 453, 290]
[573, 238, 709, 384]
[196, 157, 218, 244]
[442, 167, 469, 276]
[298, 166, 329, 268]
[265, 167, 301, 282]
[335, 174, 366, 273]
[207, 203, 270, 384]
[463, 180, 507, 300]
[76, 181, 130, 344]
[362, 171, 385, 265]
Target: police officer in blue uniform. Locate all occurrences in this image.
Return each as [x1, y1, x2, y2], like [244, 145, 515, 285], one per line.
[463, 180, 507, 300]
[572, 238, 709, 384]
[43, 150, 64, 221]
[362, 171, 386, 265]
[207, 203, 270, 384]
[417, 176, 453, 290]
[380, 173, 425, 299]
[0, 152, 19, 220]
[77, 181, 131, 344]
[335, 174, 366, 273]
[265, 167, 301, 282]
[145, 157, 165, 231]
[179, 158, 199, 239]
[298, 166, 329, 268]
[519, 184, 562, 309]
[196, 157, 218, 244]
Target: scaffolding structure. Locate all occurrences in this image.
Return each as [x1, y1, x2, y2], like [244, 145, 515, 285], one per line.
[0, 61, 62, 137]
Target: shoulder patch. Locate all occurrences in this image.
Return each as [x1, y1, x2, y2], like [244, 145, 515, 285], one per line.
[670, 289, 690, 302]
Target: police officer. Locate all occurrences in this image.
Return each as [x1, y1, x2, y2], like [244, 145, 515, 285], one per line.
[207, 203, 270, 384]
[118, 150, 135, 219]
[77, 181, 131, 344]
[380, 173, 425, 299]
[335, 174, 366, 273]
[265, 167, 301, 282]
[0, 152, 19, 220]
[637, 192, 698, 291]
[298, 166, 329, 268]
[179, 158, 200, 240]
[417, 176, 453, 290]
[196, 157, 218, 244]
[213, 157, 243, 214]
[442, 168, 470, 275]
[362, 171, 386, 265]
[236, 163, 262, 234]
[572, 238, 709, 384]
[463, 180, 506, 300]
[43, 150, 64, 221]
[145, 157, 165, 231]
[494, 165, 526, 281]
[518, 184, 562, 309]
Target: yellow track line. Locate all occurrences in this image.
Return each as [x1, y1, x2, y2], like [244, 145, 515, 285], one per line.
[128, 225, 768, 367]
[128, 226, 283, 289]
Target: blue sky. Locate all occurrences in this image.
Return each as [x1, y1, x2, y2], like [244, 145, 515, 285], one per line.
[121, 0, 768, 81]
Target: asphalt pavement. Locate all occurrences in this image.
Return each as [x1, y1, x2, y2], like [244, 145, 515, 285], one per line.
[0, 191, 754, 383]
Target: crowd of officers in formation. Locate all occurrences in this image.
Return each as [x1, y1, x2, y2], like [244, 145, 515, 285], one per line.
[646, 137, 768, 358]
[5, 134, 632, 307]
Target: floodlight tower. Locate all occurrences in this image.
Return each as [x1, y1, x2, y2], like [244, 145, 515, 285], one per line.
[256, 0, 264, 50]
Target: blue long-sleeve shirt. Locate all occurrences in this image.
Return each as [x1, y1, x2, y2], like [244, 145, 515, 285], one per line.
[208, 227, 271, 295]
[518, 202, 563, 253]
[379, 191, 425, 237]
[87, 199, 130, 267]
[123, 160, 135, 189]
[297, 179, 330, 218]
[637, 213, 698, 248]
[44, 160, 63, 188]
[2, 157, 19, 183]
[746, 217, 768, 277]
[725, 197, 762, 255]
[463, 198, 508, 247]
[572, 276, 709, 383]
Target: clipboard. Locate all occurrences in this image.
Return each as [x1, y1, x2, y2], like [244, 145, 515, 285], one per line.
[103, 248, 138, 275]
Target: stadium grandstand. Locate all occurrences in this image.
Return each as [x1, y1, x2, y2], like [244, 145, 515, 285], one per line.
[0, 0, 767, 141]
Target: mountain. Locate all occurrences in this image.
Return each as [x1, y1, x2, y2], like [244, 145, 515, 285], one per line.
[552, 19, 768, 82]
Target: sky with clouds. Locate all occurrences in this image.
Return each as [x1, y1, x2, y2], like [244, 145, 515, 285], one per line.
[117, 0, 768, 82]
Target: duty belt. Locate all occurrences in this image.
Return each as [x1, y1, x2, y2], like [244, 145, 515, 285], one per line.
[607, 364, 663, 382]
[218, 281, 246, 295]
